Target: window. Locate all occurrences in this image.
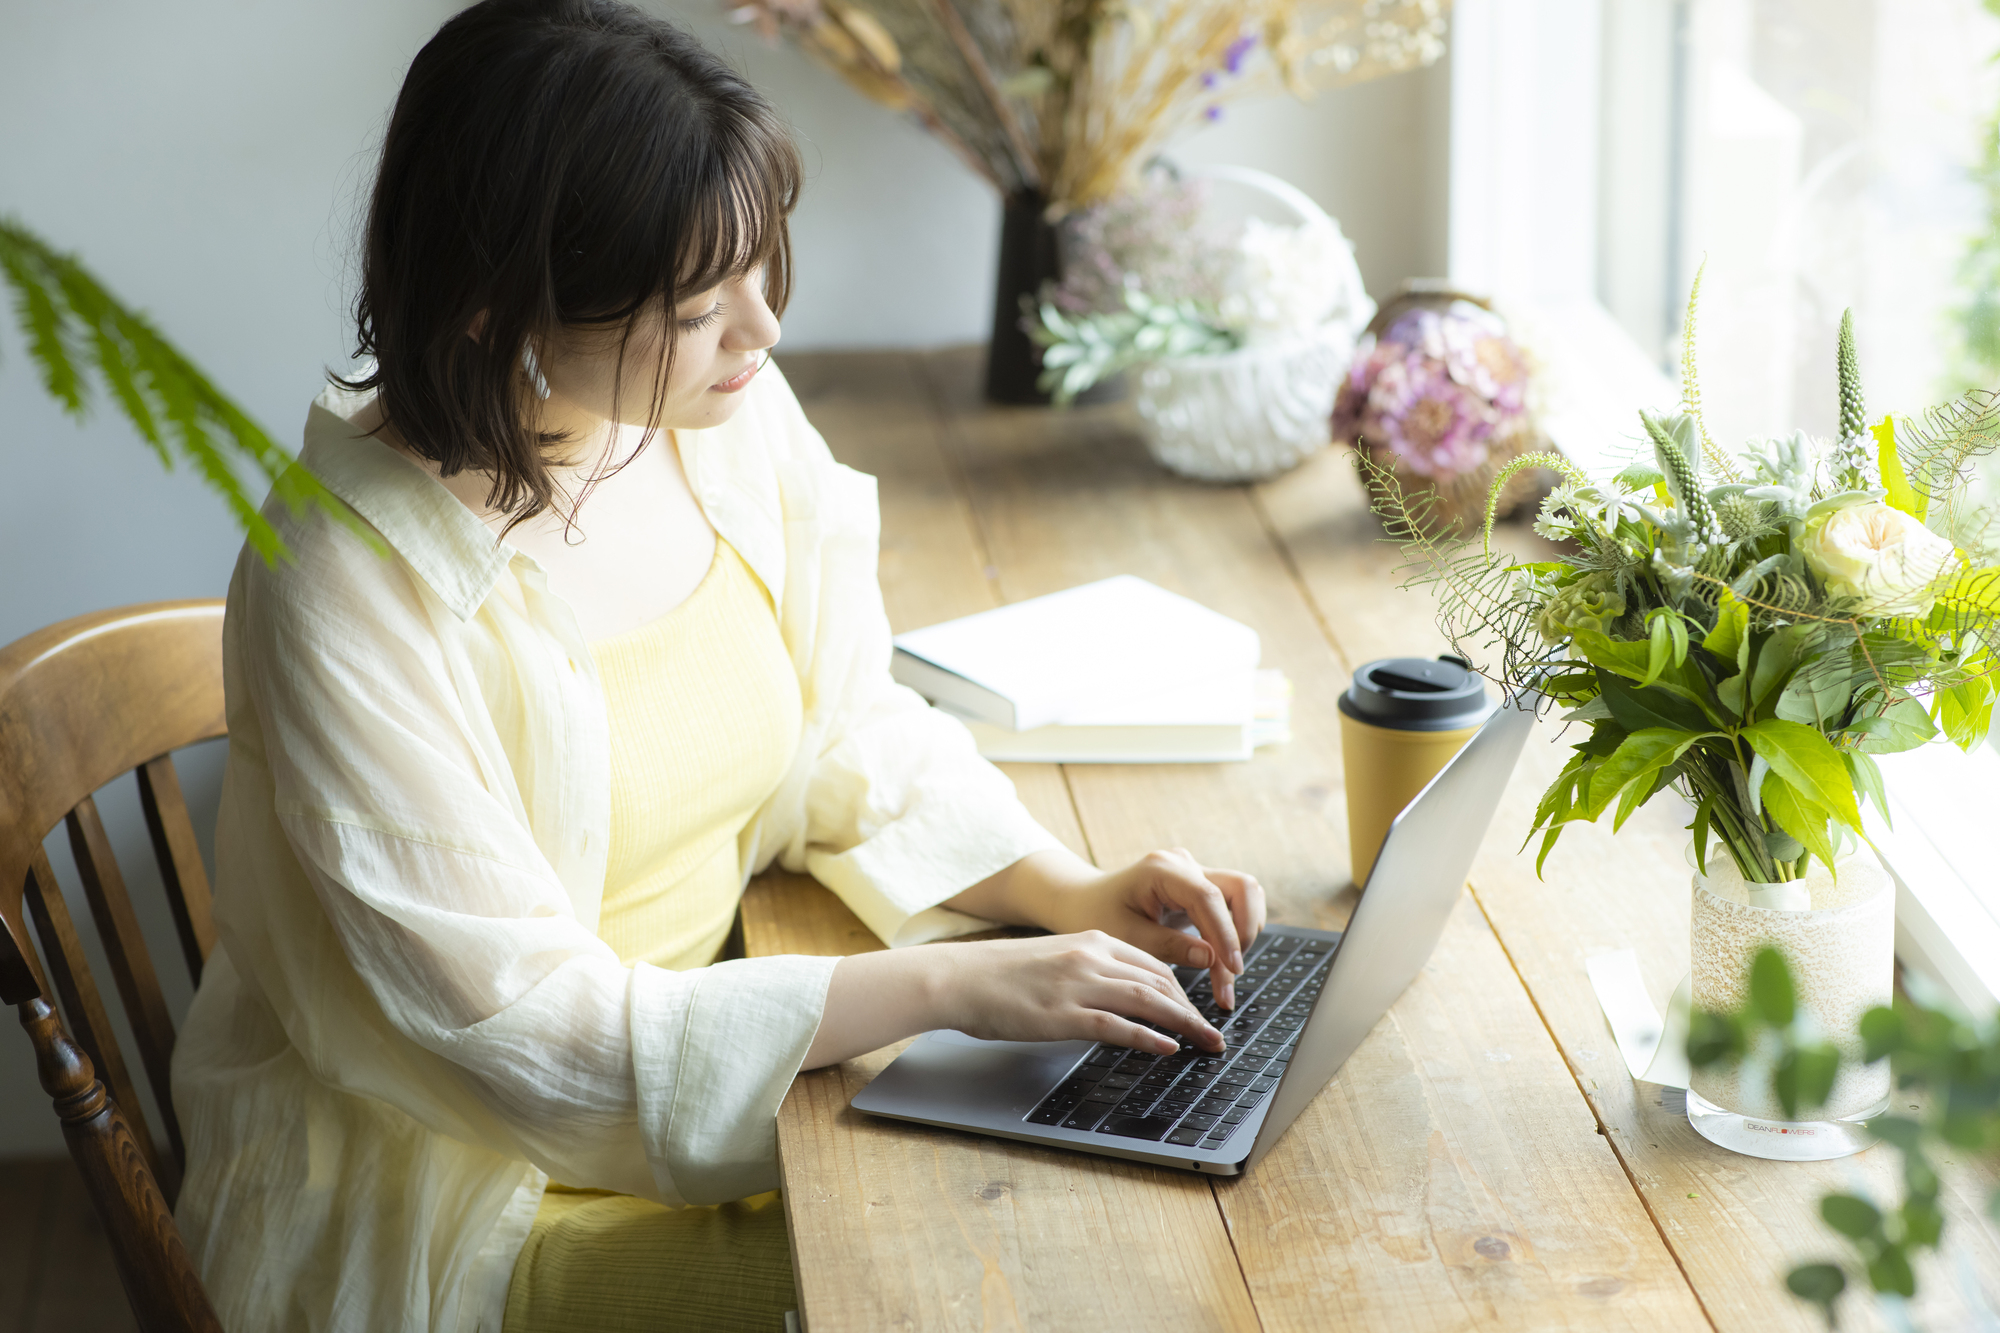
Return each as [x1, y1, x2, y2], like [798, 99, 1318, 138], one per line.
[1450, 0, 2000, 1012]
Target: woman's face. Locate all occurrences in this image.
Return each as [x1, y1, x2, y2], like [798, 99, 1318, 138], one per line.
[536, 266, 782, 444]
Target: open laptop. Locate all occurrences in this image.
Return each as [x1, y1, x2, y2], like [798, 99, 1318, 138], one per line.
[851, 693, 1536, 1175]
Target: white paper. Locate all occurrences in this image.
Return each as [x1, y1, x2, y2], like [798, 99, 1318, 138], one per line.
[1585, 949, 1691, 1089]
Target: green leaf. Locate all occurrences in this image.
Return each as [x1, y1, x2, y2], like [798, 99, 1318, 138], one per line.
[1934, 676, 1995, 750]
[1901, 1196, 1944, 1248]
[1534, 825, 1565, 879]
[1868, 1113, 1923, 1151]
[1843, 751, 1891, 828]
[1856, 1008, 1904, 1056]
[1749, 628, 1804, 716]
[1866, 1245, 1915, 1298]
[1763, 774, 1837, 872]
[1689, 792, 1716, 875]
[1615, 460, 1666, 491]
[1743, 719, 1863, 832]
[1601, 675, 1715, 733]
[1776, 666, 1854, 730]
[1853, 697, 1939, 754]
[1875, 413, 1925, 521]
[1774, 1042, 1840, 1118]
[1751, 947, 1798, 1028]
[1820, 1193, 1882, 1241]
[1591, 727, 1708, 827]
[1784, 1262, 1847, 1311]
[1643, 611, 1675, 689]
[1686, 1008, 1747, 1067]
[1704, 589, 1751, 670]
[1571, 629, 1657, 682]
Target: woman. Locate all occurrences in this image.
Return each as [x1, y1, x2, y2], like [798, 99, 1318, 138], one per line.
[170, 2, 1264, 1329]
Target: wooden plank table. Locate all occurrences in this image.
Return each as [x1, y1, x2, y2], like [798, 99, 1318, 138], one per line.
[742, 348, 2000, 1332]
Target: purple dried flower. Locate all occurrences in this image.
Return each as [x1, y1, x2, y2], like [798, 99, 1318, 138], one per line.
[1331, 303, 1535, 480]
[1204, 105, 1223, 122]
[1202, 71, 1219, 89]
[1224, 34, 1257, 74]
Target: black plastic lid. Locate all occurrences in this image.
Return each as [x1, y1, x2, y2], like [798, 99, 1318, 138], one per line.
[1337, 655, 1492, 731]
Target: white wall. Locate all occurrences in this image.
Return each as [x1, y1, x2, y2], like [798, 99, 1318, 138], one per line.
[0, 0, 1447, 1154]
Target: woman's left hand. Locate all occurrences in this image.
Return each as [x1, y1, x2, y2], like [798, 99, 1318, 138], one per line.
[950, 848, 1265, 1009]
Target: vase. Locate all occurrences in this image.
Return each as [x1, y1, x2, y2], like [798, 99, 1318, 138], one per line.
[1684, 846, 1894, 1161]
[1132, 327, 1349, 482]
[984, 190, 1125, 407]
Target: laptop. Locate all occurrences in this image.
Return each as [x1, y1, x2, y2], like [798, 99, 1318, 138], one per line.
[850, 693, 1536, 1175]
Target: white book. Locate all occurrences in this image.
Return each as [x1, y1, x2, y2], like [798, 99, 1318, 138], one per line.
[952, 671, 1255, 764]
[890, 576, 1262, 731]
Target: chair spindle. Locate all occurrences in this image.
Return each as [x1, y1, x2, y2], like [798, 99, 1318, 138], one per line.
[135, 756, 215, 986]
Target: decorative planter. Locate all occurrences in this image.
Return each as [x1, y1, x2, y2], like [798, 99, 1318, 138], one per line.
[1685, 848, 1894, 1160]
[1132, 326, 1346, 482]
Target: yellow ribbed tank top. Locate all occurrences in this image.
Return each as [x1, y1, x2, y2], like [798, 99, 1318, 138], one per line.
[588, 538, 803, 971]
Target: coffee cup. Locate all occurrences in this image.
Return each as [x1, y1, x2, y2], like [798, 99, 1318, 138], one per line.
[1337, 655, 1494, 886]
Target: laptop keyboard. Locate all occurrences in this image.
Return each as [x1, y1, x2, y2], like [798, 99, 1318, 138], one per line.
[1023, 929, 1332, 1150]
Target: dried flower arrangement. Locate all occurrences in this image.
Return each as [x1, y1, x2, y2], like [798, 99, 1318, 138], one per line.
[1334, 288, 1544, 535]
[727, 0, 1448, 209]
[725, 0, 1448, 398]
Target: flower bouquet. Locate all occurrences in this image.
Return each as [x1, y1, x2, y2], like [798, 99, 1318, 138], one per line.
[1026, 165, 1373, 480]
[725, 0, 1446, 400]
[1378, 284, 2000, 1157]
[1334, 287, 1545, 536]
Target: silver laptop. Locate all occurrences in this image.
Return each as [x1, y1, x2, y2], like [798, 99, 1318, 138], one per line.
[851, 694, 1536, 1175]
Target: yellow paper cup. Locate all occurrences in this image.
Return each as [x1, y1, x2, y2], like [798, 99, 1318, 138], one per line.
[1337, 657, 1493, 887]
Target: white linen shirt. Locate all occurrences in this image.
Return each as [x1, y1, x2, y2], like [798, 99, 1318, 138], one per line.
[169, 362, 1061, 1333]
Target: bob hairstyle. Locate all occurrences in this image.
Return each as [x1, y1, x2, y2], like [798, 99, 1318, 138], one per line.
[340, 0, 801, 531]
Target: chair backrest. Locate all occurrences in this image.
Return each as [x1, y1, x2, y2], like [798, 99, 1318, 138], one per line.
[0, 601, 226, 1333]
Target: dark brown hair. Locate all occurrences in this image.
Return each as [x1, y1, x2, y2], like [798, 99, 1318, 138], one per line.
[340, 0, 800, 531]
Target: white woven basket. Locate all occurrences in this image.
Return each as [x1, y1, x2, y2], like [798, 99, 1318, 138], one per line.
[1131, 166, 1370, 483]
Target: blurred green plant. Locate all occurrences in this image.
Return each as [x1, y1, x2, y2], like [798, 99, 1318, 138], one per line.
[1688, 946, 2000, 1328]
[0, 216, 351, 564]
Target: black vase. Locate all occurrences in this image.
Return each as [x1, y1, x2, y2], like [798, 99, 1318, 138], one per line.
[984, 190, 1058, 405]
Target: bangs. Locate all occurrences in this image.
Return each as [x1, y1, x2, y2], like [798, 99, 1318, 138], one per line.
[553, 80, 800, 330]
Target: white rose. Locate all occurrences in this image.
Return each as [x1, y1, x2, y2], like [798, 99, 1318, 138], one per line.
[1802, 501, 1959, 616]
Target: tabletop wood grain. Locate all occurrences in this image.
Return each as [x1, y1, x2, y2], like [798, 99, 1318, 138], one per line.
[741, 348, 1999, 1332]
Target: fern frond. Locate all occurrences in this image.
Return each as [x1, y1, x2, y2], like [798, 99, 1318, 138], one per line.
[0, 216, 366, 566]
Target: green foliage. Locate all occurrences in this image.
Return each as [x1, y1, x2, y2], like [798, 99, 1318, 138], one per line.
[1026, 285, 1236, 405]
[1378, 288, 2000, 887]
[1837, 309, 1866, 443]
[1691, 947, 2000, 1327]
[0, 217, 357, 564]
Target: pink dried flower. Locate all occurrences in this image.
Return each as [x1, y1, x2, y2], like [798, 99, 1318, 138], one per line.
[1334, 303, 1533, 480]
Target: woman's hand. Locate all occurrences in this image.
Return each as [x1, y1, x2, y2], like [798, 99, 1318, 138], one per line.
[945, 848, 1266, 1008]
[801, 931, 1222, 1069]
[934, 932, 1222, 1054]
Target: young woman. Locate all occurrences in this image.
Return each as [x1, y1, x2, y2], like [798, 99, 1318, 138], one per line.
[170, 2, 1264, 1329]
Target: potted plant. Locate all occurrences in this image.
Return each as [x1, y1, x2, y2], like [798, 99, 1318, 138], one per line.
[1378, 277, 2000, 1159]
[1025, 163, 1374, 481]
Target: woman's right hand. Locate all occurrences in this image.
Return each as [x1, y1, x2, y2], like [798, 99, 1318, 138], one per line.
[801, 930, 1222, 1070]
[935, 932, 1223, 1056]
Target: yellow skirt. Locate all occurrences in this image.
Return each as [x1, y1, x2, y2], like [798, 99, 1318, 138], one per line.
[503, 1186, 795, 1332]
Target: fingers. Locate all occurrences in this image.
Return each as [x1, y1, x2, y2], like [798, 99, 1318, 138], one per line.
[1144, 850, 1242, 1008]
[1204, 868, 1266, 961]
[1067, 937, 1222, 1053]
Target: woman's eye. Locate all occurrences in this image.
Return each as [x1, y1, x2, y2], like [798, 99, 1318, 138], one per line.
[679, 301, 725, 331]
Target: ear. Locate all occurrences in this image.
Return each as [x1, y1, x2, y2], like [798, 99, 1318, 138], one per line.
[466, 308, 489, 343]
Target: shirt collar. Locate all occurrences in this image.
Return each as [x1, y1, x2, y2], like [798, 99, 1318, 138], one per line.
[299, 383, 516, 622]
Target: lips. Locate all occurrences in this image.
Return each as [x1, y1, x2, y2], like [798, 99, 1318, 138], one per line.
[712, 360, 761, 393]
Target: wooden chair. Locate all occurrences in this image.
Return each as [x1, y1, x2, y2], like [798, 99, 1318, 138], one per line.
[0, 601, 226, 1333]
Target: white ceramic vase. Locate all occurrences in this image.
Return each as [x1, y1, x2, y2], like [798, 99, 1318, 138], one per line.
[1685, 846, 1894, 1160]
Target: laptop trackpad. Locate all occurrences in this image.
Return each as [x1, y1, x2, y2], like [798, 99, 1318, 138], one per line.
[858, 1031, 1092, 1121]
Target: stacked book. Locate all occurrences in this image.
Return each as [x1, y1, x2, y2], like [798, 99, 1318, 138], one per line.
[891, 575, 1290, 763]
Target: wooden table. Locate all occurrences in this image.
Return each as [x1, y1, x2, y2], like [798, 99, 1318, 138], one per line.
[741, 349, 2000, 1332]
